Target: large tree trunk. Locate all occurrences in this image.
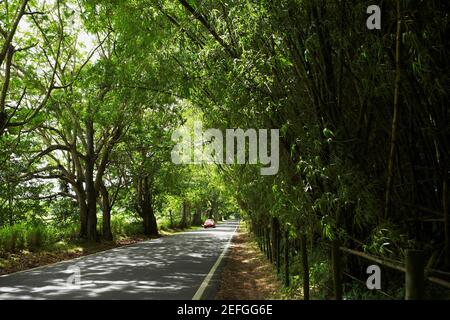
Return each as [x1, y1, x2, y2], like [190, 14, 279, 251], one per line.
[138, 176, 158, 236]
[100, 183, 113, 241]
[207, 208, 213, 219]
[142, 211, 157, 236]
[192, 206, 202, 225]
[85, 116, 98, 242]
[169, 210, 174, 228]
[179, 200, 190, 228]
[78, 197, 88, 239]
[74, 184, 88, 239]
[209, 197, 218, 220]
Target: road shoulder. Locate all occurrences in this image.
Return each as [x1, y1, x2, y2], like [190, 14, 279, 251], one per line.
[215, 222, 282, 300]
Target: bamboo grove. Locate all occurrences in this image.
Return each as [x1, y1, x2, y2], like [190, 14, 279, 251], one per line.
[0, 0, 449, 298]
[168, 0, 449, 298]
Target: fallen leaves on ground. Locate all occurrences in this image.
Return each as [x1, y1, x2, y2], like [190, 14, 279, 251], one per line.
[216, 225, 282, 300]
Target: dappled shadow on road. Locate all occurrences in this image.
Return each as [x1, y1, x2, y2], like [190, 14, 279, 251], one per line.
[0, 221, 239, 300]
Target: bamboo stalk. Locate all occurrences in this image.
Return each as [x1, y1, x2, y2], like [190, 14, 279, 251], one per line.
[443, 176, 449, 267]
[332, 239, 343, 300]
[405, 250, 425, 299]
[300, 233, 310, 300]
[284, 230, 290, 287]
[385, 0, 402, 219]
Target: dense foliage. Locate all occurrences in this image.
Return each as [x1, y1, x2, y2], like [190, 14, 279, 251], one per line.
[0, 0, 448, 298]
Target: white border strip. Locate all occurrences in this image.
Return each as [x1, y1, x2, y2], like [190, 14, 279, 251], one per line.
[192, 222, 239, 300]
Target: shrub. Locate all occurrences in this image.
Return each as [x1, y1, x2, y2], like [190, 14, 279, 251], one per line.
[59, 223, 79, 241]
[109, 214, 144, 238]
[110, 215, 127, 237]
[27, 225, 46, 251]
[123, 221, 143, 236]
[0, 223, 26, 253]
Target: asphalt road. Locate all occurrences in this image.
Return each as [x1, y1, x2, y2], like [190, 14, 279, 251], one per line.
[0, 220, 239, 300]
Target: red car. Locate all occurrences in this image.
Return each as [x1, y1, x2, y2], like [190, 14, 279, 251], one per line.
[203, 219, 216, 228]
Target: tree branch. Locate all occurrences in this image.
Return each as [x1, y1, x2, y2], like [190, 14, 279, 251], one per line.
[0, 0, 29, 67]
[177, 0, 237, 58]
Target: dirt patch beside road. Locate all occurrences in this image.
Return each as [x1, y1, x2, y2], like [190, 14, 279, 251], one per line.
[216, 224, 281, 300]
